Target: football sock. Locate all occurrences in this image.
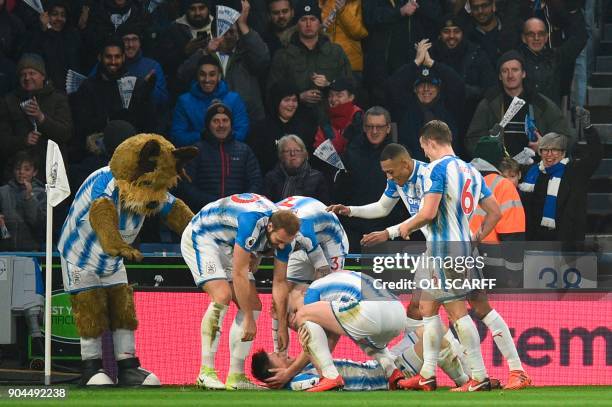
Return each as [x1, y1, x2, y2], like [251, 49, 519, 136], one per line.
[443, 329, 470, 373]
[405, 316, 423, 333]
[455, 315, 488, 382]
[420, 315, 444, 379]
[228, 310, 261, 375]
[272, 318, 281, 353]
[439, 345, 469, 386]
[201, 302, 228, 369]
[482, 309, 523, 371]
[81, 337, 103, 360]
[113, 329, 136, 361]
[302, 321, 339, 379]
[390, 328, 419, 357]
[396, 344, 423, 377]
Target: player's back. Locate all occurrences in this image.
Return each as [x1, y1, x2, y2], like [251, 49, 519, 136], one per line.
[277, 196, 347, 251]
[304, 271, 396, 305]
[190, 193, 276, 245]
[425, 156, 485, 243]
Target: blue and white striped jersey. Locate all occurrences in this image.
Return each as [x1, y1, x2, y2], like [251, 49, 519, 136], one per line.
[423, 156, 491, 243]
[383, 159, 428, 216]
[304, 271, 396, 305]
[287, 360, 388, 391]
[58, 167, 176, 271]
[189, 193, 292, 262]
[276, 196, 348, 256]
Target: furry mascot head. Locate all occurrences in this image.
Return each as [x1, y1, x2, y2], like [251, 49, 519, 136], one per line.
[58, 134, 197, 387]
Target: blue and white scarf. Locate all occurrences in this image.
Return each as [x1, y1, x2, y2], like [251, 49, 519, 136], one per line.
[519, 158, 569, 229]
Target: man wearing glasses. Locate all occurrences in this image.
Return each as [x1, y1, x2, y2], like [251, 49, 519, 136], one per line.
[517, 15, 587, 108]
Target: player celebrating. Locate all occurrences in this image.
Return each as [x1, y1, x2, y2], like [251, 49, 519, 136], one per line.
[181, 193, 300, 390]
[271, 196, 349, 351]
[329, 143, 532, 390]
[394, 120, 501, 392]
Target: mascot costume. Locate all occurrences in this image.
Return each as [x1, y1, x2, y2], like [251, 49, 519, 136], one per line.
[58, 134, 197, 386]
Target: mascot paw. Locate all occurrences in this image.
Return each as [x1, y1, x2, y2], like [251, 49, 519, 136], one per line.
[80, 359, 116, 387]
[117, 357, 161, 387]
[108, 245, 144, 262]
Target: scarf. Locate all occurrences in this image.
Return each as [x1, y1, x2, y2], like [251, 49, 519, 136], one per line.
[519, 157, 569, 229]
[281, 161, 309, 198]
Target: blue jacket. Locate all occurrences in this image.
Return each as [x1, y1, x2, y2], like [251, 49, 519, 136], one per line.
[176, 132, 262, 211]
[170, 80, 249, 146]
[89, 51, 168, 109]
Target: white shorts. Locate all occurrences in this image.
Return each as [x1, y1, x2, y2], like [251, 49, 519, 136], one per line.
[61, 258, 127, 293]
[331, 300, 405, 350]
[181, 223, 254, 287]
[287, 249, 346, 284]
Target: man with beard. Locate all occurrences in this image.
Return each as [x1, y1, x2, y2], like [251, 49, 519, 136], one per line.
[430, 14, 495, 135]
[70, 38, 154, 161]
[157, 0, 214, 96]
[385, 40, 466, 161]
[262, 0, 294, 58]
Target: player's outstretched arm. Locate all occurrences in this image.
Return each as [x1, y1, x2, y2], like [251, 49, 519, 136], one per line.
[232, 244, 258, 341]
[272, 259, 290, 352]
[328, 194, 398, 219]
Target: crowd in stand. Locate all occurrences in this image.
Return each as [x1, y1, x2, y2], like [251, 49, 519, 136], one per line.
[0, 0, 603, 252]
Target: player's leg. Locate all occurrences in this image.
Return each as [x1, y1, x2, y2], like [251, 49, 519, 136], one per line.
[226, 278, 264, 390]
[444, 300, 491, 392]
[468, 290, 531, 389]
[295, 301, 345, 391]
[181, 228, 231, 389]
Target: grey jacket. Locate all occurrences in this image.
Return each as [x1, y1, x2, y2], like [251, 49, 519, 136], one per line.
[0, 179, 46, 251]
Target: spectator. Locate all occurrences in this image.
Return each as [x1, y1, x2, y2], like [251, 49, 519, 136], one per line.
[362, 0, 442, 105]
[313, 76, 363, 156]
[263, 134, 330, 203]
[0, 53, 73, 179]
[261, 0, 294, 58]
[156, 0, 213, 96]
[267, 0, 352, 123]
[430, 13, 496, 127]
[334, 106, 408, 251]
[520, 109, 602, 244]
[0, 0, 26, 61]
[171, 54, 249, 146]
[499, 156, 521, 187]
[178, 1, 270, 126]
[518, 15, 587, 107]
[518, 0, 584, 48]
[25, 0, 83, 94]
[90, 24, 169, 111]
[249, 80, 317, 175]
[385, 40, 465, 161]
[70, 38, 155, 160]
[176, 101, 262, 212]
[463, 0, 520, 68]
[0, 151, 46, 251]
[320, 0, 368, 78]
[465, 50, 573, 159]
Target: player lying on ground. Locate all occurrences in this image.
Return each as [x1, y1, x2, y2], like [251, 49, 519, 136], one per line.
[270, 196, 349, 352]
[329, 143, 532, 389]
[181, 193, 300, 390]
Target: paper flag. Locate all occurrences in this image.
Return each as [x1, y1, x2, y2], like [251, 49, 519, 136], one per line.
[314, 139, 345, 170]
[65, 69, 87, 94]
[500, 96, 526, 128]
[23, 0, 44, 14]
[117, 76, 137, 109]
[216, 5, 241, 38]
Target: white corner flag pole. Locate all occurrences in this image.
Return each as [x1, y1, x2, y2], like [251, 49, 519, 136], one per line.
[44, 140, 71, 386]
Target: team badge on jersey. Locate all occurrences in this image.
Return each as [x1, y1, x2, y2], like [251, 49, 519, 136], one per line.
[206, 263, 216, 275]
[245, 236, 257, 249]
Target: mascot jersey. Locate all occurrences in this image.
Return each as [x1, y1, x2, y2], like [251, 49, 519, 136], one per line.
[189, 193, 292, 262]
[275, 196, 348, 257]
[58, 167, 176, 271]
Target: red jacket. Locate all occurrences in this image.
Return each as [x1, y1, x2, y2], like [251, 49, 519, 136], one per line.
[313, 102, 362, 155]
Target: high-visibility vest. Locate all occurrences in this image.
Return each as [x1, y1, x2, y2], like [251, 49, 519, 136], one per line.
[470, 174, 525, 243]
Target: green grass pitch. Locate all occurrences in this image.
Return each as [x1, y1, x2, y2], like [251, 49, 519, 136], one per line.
[1, 386, 612, 406]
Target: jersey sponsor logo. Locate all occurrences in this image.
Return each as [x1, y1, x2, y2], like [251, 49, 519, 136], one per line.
[206, 263, 217, 275]
[245, 236, 257, 249]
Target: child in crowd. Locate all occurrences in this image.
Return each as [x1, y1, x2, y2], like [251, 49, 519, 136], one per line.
[499, 157, 521, 188]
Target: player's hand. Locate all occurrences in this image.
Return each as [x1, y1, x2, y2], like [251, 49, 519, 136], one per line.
[241, 316, 257, 342]
[298, 324, 311, 345]
[360, 230, 389, 247]
[277, 326, 289, 352]
[326, 204, 350, 216]
[399, 223, 412, 240]
[265, 367, 292, 388]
